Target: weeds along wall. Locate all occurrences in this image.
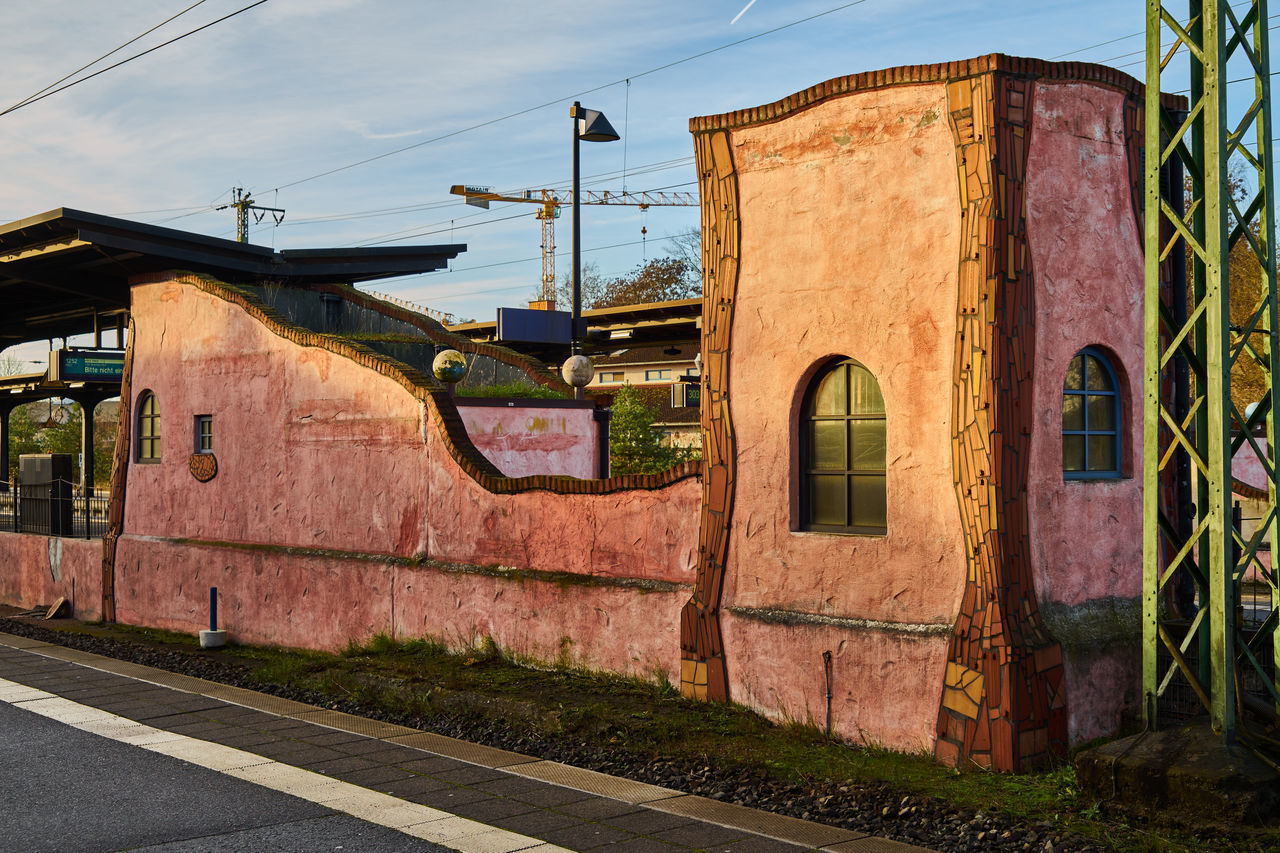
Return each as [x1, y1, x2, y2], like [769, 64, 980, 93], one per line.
[93, 272, 700, 682]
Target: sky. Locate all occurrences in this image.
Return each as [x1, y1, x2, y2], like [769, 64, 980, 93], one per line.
[0, 0, 1268, 371]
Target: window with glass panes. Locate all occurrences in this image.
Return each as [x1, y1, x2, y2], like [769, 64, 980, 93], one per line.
[801, 359, 886, 534]
[195, 415, 213, 453]
[1062, 348, 1120, 478]
[137, 392, 160, 462]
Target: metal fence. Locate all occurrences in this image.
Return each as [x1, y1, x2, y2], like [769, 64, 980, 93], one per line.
[0, 480, 109, 539]
[1157, 618, 1276, 724]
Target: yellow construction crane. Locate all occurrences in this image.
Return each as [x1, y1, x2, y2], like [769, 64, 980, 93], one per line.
[449, 184, 697, 301]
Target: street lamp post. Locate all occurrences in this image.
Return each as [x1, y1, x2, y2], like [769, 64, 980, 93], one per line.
[569, 101, 620, 356]
[561, 101, 620, 401]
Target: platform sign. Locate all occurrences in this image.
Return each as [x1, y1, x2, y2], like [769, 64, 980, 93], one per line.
[49, 348, 125, 382]
[496, 307, 571, 345]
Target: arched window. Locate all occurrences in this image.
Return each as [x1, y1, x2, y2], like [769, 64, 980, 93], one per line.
[1063, 348, 1121, 479]
[801, 358, 886, 534]
[137, 391, 161, 462]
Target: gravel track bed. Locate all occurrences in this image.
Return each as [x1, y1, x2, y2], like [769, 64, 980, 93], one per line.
[0, 618, 1110, 852]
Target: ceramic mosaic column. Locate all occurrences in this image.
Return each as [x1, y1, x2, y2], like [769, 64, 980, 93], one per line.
[680, 129, 739, 701]
[934, 71, 1068, 771]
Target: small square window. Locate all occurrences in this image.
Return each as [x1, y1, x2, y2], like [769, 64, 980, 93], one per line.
[194, 415, 213, 453]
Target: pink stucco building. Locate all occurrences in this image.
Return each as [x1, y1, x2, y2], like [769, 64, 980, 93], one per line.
[678, 55, 1180, 771]
[0, 54, 1182, 773]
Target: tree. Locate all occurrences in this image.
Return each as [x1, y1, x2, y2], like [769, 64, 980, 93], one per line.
[7, 406, 40, 484]
[0, 349, 31, 378]
[1181, 165, 1271, 416]
[5, 401, 116, 487]
[664, 227, 702, 286]
[549, 249, 703, 312]
[1224, 177, 1268, 416]
[609, 383, 696, 475]
[549, 260, 607, 311]
[595, 257, 698, 309]
[93, 403, 118, 486]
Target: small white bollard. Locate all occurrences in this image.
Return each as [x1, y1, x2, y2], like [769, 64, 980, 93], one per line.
[201, 586, 226, 649]
[199, 629, 227, 649]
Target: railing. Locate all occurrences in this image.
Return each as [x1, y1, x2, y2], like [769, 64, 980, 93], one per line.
[0, 480, 109, 539]
[363, 290, 454, 325]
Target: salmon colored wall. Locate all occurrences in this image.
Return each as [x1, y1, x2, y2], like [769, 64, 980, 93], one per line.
[0, 533, 101, 620]
[1024, 82, 1145, 743]
[1225, 446, 1271, 581]
[111, 537, 687, 680]
[88, 274, 700, 677]
[723, 612, 950, 750]
[455, 400, 599, 479]
[1234, 441, 1270, 490]
[126, 280, 431, 557]
[424, 424, 699, 584]
[716, 82, 967, 749]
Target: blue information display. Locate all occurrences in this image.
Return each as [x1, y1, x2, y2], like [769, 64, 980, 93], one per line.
[496, 307, 572, 345]
[54, 349, 125, 382]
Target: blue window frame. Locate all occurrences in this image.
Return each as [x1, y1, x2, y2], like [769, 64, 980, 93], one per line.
[194, 414, 213, 453]
[1063, 347, 1121, 479]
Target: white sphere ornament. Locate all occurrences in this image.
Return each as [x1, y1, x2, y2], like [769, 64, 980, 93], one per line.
[432, 349, 468, 384]
[561, 354, 594, 388]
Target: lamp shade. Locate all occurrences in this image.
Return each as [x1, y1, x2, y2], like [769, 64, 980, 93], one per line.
[579, 109, 620, 142]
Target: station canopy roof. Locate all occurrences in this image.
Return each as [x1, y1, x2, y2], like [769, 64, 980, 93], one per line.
[448, 298, 703, 362]
[0, 208, 465, 346]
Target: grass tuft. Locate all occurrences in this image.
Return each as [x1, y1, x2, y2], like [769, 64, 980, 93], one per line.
[455, 381, 568, 399]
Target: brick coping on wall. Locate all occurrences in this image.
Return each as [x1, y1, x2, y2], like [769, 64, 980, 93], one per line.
[153, 272, 700, 496]
[689, 53, 1188, 133]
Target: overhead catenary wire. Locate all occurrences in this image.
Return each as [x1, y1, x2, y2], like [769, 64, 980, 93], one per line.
[250, 158, 698, 245]
[385, 235, 676, 303]
[255, 2, 1265, 243]
[1048, 5, 1276, 64]
[191, 6, 1280, 285]
[359, 211, 536, 246]
[151, 155, 696, 230]
[30, 1, 1280, 293]
[106, 204, 214, 217]
[622, 78, 631, 195]
[1049, 30, 1144, 60]
[1097, 17, 1280, 71]
[3, 0, 212, 115]
[0, 0, 272, 118]
[265, 0, 872, 193]
[355, 177, 698, 247]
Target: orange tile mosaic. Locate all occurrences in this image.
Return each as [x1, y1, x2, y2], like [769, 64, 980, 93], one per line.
[100, 317, 136, 622]
[934, 72, 1068, 772]
[679, 129, 738, 702]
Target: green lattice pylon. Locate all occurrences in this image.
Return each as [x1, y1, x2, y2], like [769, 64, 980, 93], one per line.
[1144, 0, 1280, 737]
